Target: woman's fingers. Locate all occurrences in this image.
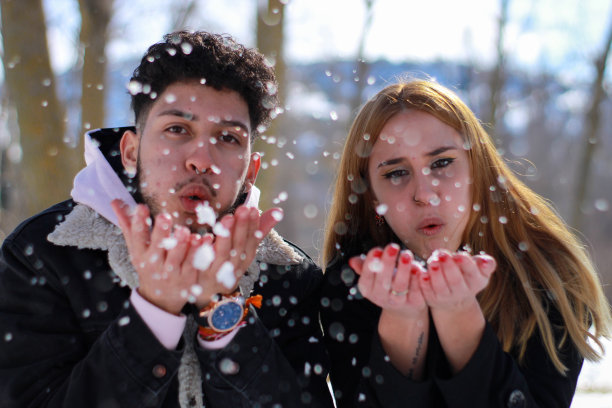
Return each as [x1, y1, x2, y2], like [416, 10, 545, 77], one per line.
[425, 250, 454, 297]
[357, 247, 384, 297]
[348, 255, 365, 275]
[474, 254, 496, 278]
[389, 250, 412, 300]
[377, 243, 401, 292]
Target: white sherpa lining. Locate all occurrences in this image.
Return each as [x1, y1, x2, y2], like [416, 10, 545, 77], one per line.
[48, 203, 303, 408]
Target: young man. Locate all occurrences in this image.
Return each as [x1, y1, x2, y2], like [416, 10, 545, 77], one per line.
[0, 31, 333, 408]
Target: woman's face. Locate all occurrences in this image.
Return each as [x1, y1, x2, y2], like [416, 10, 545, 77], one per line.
[367, 110, 473, 259]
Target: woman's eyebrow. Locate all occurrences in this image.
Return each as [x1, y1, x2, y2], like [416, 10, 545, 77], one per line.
[377, 146, 458, 168]
[377, 157, 404, 168]
[426, 146, 457, 157]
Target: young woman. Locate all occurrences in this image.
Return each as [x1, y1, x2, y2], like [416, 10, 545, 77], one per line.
[321, 80, 611, 408]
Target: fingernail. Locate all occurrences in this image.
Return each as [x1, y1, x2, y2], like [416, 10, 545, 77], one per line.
[476, 256, 488, 265]
[386, 244, 400, 256]
[372, 248, 384, 258]
[400, 252, 412, 264]
[438, 251, 449, 262]
[422, 275, 430, 282]
[410, 265, 419, 275]
[271, 209, 284, 222]
[429, 263, 440, 272]
[452, 253, 463, 263]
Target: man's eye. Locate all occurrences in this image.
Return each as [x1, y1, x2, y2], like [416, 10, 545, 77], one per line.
[167, 125, 187, 134]
[219, 131, 240, 144]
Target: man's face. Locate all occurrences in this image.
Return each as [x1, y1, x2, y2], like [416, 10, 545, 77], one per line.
[120, 81, 259, 231]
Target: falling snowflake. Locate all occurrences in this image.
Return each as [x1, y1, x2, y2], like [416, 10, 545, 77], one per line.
[216, 262, 236, 289]
[193, 243, 215, 271]
[196, 202, 216, 226]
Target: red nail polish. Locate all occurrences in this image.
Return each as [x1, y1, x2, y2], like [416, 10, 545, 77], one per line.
[410, 266, 419, 274]
[422, 275, 431, 282]
[438, 252, 449, 262]
[372, 248, 383, 258]
[452, 254, 462, 263]
[387, 244, 399, 256]
[401, 253, 412, 264]
[430, 263, 440, 272]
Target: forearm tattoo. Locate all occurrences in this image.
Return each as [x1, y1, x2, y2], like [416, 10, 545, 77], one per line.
[407, 331, 425, 380]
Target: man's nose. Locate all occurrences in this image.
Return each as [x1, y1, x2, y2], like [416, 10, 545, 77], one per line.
[185, 138, 214, 175]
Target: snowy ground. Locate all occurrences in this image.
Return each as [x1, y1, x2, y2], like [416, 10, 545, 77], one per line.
[572, 337, 612, 407]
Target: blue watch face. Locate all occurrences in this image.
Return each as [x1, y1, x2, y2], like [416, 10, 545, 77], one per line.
[210, 301, 243, 331]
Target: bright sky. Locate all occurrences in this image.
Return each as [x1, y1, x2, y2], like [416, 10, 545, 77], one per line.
[38, 0, 612, 83]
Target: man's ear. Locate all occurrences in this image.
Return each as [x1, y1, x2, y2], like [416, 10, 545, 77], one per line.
[120, 129, 139, 175]
[245, 152, 261, 190]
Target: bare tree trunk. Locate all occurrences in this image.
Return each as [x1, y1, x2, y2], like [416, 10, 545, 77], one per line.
[348, 0, 375, 120]
[78, 0, 113, 134]
[255, 0, 285, 210]
[1, 0, 80, 217]
[170, 0, 198, 31]
[487, 0, 509, 146]
[570, 19, 612, 230]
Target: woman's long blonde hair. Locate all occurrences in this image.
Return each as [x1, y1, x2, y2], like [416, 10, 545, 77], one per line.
[322, 80, 611, 373]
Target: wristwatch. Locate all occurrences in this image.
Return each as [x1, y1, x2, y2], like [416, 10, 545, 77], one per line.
[194, 293, 246, 333]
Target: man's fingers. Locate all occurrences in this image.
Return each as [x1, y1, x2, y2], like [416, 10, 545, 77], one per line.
[230, 206, 251, 264]
[111, 199, 131, 231]
[164, 225, 191, 276]
[258, 207, 283, 237]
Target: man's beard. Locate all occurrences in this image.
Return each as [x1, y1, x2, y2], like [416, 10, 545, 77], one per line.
[132, 157, 249, 232]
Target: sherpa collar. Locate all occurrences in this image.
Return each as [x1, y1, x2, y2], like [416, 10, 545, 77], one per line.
[48, 203, 303, 408]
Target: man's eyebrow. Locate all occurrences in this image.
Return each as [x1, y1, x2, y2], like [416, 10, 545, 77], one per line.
[158, 109, 197, 121]
[219, 120, 250, 134]
[157, 110, 250, 133]
[376, 146, 458, 168]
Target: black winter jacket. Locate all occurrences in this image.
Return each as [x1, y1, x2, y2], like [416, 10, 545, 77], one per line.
[0, 200, 333, 408]
[321, 261, 583, 408]
[0, 127, 334, 408]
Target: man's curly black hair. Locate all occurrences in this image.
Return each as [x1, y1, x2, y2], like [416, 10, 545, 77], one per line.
[129, 30, 278, 141]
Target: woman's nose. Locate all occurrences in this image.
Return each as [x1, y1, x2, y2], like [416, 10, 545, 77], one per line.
[412, 172, 439, 206]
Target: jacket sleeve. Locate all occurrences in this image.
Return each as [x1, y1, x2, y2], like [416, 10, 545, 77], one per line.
[321, 262, 438, 408]
[195, 258, 335, 408]
[433, 317, 583, 408]
[0, 228, 185, 408]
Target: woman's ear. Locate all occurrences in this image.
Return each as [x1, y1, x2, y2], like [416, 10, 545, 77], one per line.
[120, 129, 139, 175]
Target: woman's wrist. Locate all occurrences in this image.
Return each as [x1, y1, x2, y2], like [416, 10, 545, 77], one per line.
[378, 307, 428, 338]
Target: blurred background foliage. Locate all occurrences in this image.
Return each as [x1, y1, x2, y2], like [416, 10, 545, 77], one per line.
[0, 0, 611, 303]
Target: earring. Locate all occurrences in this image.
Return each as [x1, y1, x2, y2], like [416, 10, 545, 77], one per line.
[375, 214, 385, 226]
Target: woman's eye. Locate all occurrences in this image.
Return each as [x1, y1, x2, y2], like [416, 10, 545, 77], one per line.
[431, 158, 454, 170]
[383, 169, 409, 180]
